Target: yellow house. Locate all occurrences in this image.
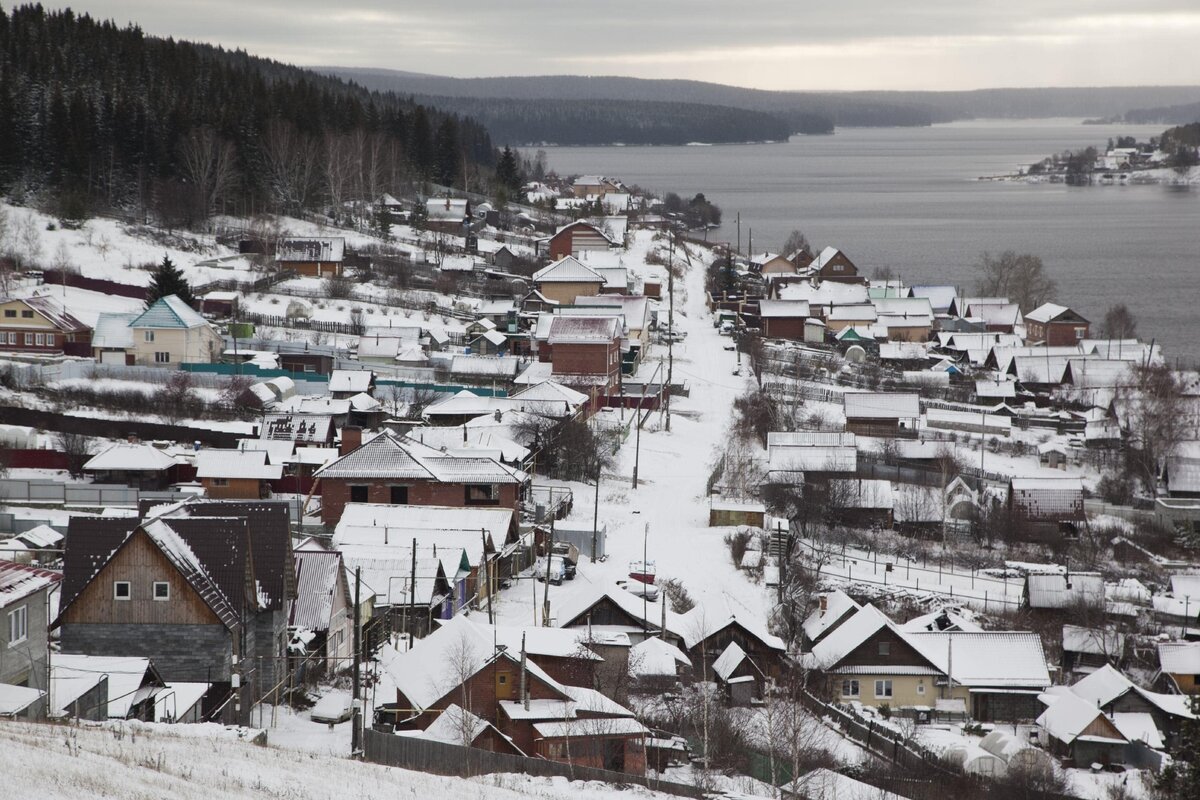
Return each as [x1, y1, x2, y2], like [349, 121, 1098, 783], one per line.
[126, 295, 222, 367]
[806, 604, 1050, 722]
[532, 256, 606, 305]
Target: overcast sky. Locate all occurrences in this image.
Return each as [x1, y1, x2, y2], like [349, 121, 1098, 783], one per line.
[69, 1, 1200, 90]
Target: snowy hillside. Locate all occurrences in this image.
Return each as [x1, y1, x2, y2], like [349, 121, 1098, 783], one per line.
[0, 720, 685, 800]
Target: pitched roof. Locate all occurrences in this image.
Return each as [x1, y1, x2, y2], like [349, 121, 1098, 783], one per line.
[1026, 303, 1087, 324]
[91, 312, 138, 349]
[1037, 691, 1119, 745]
[17, 295, 90, 332]
[51, 654, 164, 719]
[630, 636, 692, 677]
[679, 599, 785, 652]
[129, 295, 208, 329]
[315, 431, 523, 484]
[290, 549, 345, 631]
[0, 561, 61, 610]
[195, 449, 283, 481]
[1158, 642, 1200, 675]
[328, 369, 373, 393]
[277, 237, 345, 262]
[757, 299, 811, 318]
[843, 392, 920, 420]
[712, 642, 750, 681]
[532, 256, 605, 284]
[548, 315, 621, 344]
[802, 590, 861, 643]
[83, 443, 177, 473]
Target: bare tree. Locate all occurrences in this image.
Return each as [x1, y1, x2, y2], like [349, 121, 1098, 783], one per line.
[1098, 303, 1138, 340]
[974, 250, 1058, 312]
[56, 431, 94, 478]
[322, 133, 355, 222]
[178, 126, 238, 221]
[261, 119, 318, 213]
[1118, 363, 1189, 493]
[782, 229, 813, 261]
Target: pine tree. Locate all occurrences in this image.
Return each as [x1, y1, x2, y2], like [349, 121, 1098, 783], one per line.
[495, 146, 521, 194]
[145, 255, 195, 307]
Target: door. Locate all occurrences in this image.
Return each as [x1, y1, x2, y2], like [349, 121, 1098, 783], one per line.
[603, 738, 625, 772]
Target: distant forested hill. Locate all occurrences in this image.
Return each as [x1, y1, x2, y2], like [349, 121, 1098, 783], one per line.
[0, 5, 496, 218]
[408, 95, 806, 145]
[1104, 101, 1200, 125]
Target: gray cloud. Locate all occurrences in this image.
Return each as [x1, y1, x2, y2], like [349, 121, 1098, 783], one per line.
[67, 1, 1200, 89]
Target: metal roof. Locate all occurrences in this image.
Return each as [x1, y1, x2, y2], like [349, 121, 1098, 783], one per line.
[290, 549, 344, 631]
[532, 256, 605, 284]
[843, 392, 920, 420]
[129, 295, 208, 329]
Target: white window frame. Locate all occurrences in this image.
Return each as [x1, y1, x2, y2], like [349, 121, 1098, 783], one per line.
[6, 332, 15, 344]
[113, 581, 131, 600]
[153, 581, 171, 601]
[144, 330, 155, 342]
[7, 605, 28, 646]
[35, 333, 45, 346]
[841, 679, 860, 698]
[24, 333, 33, 346]
[874, 679, 893, 699]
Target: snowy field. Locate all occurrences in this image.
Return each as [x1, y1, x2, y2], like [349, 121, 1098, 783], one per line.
[0, 719, 692, 800]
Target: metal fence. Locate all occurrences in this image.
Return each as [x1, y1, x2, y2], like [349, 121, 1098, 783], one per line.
[361, 729, 705, 799]
[0, 478, 193, 507]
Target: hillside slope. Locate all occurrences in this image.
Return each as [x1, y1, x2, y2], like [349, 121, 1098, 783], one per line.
[0, 720, 680, 800]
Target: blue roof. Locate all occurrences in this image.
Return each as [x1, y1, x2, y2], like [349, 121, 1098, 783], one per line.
[130, 295, 207, 329]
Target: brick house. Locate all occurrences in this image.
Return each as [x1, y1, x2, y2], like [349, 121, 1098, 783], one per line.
[546, 316, 622, 390]
[314, 432, 526, 527]
[0, 295, 91, 355]
[276, 237, 346, 277]
[56, 500, 295, 724]
[1025, 303, 1090, 346]
[538, 221, 616, 261]
[0, 562, 61, 719]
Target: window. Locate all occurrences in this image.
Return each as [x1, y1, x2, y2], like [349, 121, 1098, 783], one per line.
[465, 484, 498, 506]
[390, 485, 409, 504]
[35, 333, 44, 346]
[211, 477, 228, 487]
[832, 263, 845, 272]
[144, 330, 155, 342]
[874, 680, 893, 699]
[878, 641, 890, 657]
[20, 309, 33, 318]
[45, 334, 55, 347]
[1075, 328, 1086, 340]
[24, 333, 33, 346]
[497, 674, 507, 685]
[917, 681, 926, 695]
[7, 333, 15, 344]
[155, 351, 171, 363]
[3, 309, 14, 317]
[7, 606, 28, 646]
[841, 679, 860, 698]
[153, 582, 170, 601]
[350, 485, 369, 503]
[303, 364, 316, 373]
[113, 581, 131, 600]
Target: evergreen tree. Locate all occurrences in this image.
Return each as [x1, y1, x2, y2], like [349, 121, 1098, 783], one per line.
[1155, 696, 1200, 799]
[495, 146, 521, 193]
[145, 255, 195, 307]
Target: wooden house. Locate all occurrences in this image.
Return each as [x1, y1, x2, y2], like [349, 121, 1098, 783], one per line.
[531, 256, 607, 304]
[538, 221, 616, 261]
[290, 541, 353, 675]
[807, 247, 864, 283]
[1157, 642, 1200, 695]
[843, 392, 920, 437]
[195, 449, 282, 499]
[276, 237, 345, 277]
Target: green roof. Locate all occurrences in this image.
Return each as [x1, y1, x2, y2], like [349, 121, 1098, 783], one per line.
[130, 295, 207, 329]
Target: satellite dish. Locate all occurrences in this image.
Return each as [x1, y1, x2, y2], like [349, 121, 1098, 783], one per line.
[845, 345, 867, 363]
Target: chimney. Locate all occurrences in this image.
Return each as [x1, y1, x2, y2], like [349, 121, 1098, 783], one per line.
[819, 595, 828, 615]
[340, 426, 362, 456]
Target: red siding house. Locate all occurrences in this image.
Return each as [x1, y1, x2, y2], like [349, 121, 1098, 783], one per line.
[538, 221, 616, 260]
[757, 299, 810, 339]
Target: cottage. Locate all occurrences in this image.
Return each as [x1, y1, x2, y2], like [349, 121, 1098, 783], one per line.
[328, 369, 375, 399]
[766, 431, 858, 484]
[712, 642, 766, 705]
[756, 299, 811, 340]
[538, 221, 616, 261]
[1062, 625, 1126, 676]
[424, 197, 471, 234]
[125, 295, 222, 367]
[531, 256, 607, 304]
[276, 237, 346, 277]
[1025, 303, 1090, 346]
[1025, 573, 1104, 610]
[290, 541, 353, 674]
[571, 175, 622, 198]
[0, 562, 61, 719]
[195, 449, 282, 499]
[50, 653, 166, 721]
[807, 247, 863, 283]
[749, 252, 796, 276]
[1069, 664, 1196, 750]
[1008, 477, 1086, 534]
[843, 392, 920, 437]
[313, 432, 526, 526]
[0, 295, 91, 355]
[1036, 691, 1133, 766]
[82, 442, 180, 490]
[629, 637, 692, 692]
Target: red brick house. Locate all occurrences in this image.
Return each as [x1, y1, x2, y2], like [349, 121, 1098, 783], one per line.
[313, 432, 525, 526]
[538, 221, 616, 261]
[546, 316, 622, 390]
[0, 295, 91, 355]
[1025, 303, 1090, 346]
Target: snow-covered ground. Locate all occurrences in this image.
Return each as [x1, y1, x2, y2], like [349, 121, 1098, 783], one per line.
[0, 719, 694, 800]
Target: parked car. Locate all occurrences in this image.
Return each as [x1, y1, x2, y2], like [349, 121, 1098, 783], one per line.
[551, 542, 579, 579]
[535, 555, 567, 585]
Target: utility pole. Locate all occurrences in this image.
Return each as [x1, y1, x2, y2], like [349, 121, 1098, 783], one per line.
[592, 458, 601, 564]
[351, 566, 362, 758]
[632, 399, 642, 489]
[408, 539, 417, 645]
[542, 521, 554, 626]
[666, 231, 674, 432]
[482, 529, 494, 623]
[736, 212, 741, 255]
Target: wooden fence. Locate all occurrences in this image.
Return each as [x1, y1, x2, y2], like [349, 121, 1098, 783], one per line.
[361, 729, 705, 799]
[41, 269, 147, 299]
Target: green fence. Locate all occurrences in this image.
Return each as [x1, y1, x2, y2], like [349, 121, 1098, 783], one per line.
[181, 362, 328, 382]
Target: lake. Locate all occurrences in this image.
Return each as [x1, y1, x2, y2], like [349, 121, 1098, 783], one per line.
[533, 119, 1200, 366]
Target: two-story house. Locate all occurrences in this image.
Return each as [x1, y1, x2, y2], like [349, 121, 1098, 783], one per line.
[124, 295, 222, 367]
[0, 295, 91, 355]
[0, 562, 61, 719]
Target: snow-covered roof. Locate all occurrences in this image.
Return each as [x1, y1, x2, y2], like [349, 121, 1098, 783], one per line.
[679, 598, 785, 652]
[829, 478, 894, 509]
[277, 237, 345, 262]
[8, 294, 90, 332]
[907, 285, 958, 313]
[712, 641, 750, 682]
[547, 315, 621, 344]
[1067, 664, 1197, 721]
[1025, 573, 1103, 608]
[51, 654, 158, 719]
[0, 561, 61, 610]
[843, 392, 920, 420]
[335, 503, 514, 548]
[802, 591, 861, 643]
[83, 443, 177, 473]
[328, 369, 373, 394]
[88, 312, 137, 350]
[757, 299, 810, 318]
[260, 413, 333, 444]
[975, 379, 1017, 399]
[1062, 625, 1125, 658]
[195, 449, 282, 481]
[1025, 303, 1085, 324]
[510, 380, 588, 408]
[1036, 691, 1116, 745]
[1158, 642, 1200, 675]
[425, 197, 469, 220]
[532, 717, 647, 739]
[532, 256, 605, 284]
[630, 636, 691, 677]
[1113, 712, 1164, 749]
[826, 304, 877, 322]
[450, 355, 522, 378]
[0, 683, 43, 715]
[129, 295, 208, 329]
[907, 631, 1049, 688]
[809, 247, 843, 271]
[290, 549, 343, 631]
[317, 431, 523, 484]
[13, 524, 65, 549]
[793, 769, 908, 800]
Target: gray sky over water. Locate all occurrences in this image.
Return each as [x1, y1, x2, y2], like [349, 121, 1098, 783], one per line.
[66, 1, 1200, 90]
